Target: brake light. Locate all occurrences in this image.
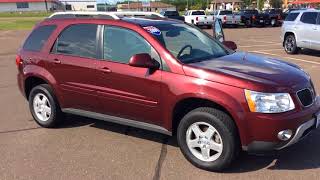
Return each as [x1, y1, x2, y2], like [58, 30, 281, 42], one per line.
[252, 15, 256, 20]
[278, 15, 281, 20]
[15, 55, 22, 67]
[223, 15, 227, 22]
[196, 17, 198, 21]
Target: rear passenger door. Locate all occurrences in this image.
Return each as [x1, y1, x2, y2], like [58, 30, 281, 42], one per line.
[313, 13, 320, 50]
[47, 24, 101, 112]
[298, 12, 318, 49]
[95, 26, 163, 126]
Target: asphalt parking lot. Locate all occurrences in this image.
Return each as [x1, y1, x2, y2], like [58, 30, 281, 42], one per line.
[0, 27, 319, 180]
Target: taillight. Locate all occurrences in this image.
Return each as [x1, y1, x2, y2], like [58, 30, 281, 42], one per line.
[16, 55, 22, 67]
[196, 17, 198, 21]
[252, 15, 256, 20]
[223, 15, 227, 22]
[278, 15, 281, 20]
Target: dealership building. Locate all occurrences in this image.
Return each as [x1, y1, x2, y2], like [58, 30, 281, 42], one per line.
[0, 0, 64, 12]
[0, 0, 97, 12]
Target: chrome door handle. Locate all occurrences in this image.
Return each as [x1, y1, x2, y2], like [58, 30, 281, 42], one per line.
[53, 58, 61, 64]
[100, 67, 112, 73]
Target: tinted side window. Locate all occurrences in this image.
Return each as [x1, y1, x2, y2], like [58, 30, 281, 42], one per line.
[285, 13, 299, 21]
[300, 12, 318, 24]
[103, 26, 160, 64]
[53, 24, 97, 59]
[192, 11, 205, 15]
[23, 25, 56, 52]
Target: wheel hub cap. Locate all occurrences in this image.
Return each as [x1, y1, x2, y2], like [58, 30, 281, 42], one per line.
[186, 122, 223, 162]
[33, 93, 51, 122]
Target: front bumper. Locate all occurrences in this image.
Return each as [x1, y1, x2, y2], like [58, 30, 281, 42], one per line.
[243, 96, 320, 152]
[244, 117, 318, 152]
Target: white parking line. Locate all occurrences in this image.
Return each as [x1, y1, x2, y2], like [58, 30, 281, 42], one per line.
[250, 48, 283, 52]
[250, 51, 320, 65]
[242, 39, 280, 44]
[239, 43, 281, 48]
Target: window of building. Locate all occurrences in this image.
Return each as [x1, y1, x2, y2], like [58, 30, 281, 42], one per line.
[16, 2, 29, 9]
[87, 5, 95, 9]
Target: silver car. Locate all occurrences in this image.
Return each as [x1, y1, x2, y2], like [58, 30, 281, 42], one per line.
[281, 9, 320, 54]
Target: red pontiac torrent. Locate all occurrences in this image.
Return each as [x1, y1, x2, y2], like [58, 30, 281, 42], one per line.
[16, 15, 320, 171]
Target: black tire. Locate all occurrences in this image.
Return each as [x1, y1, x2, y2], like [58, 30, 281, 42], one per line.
[29, 84, 64, 128]
[245, 19, 252, 27]
[177, 107, 239, 171]
[284, 34, 299, 54]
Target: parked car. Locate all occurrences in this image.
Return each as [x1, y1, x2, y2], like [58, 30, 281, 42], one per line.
[238, 9, 269, 27]
[263, 8, 283, 27]
[160, 10, 184, 21]
[282, 8, 307, 20]
[281, 9, 320, 54]
[211, 10, 241, 27]
[184, 10, 214, 28]
[17, 13, 320, 171]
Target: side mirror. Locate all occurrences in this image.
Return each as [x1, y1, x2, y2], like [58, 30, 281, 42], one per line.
[223, 41, 237, 50]
[129, 53, 160, 69]
[212, 19, 225, 43]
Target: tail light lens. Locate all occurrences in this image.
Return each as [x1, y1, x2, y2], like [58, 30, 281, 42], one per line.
[252, 15, 256, 20]
[16, 55, 22, 67]
[196, 17, 198, 21]
[223, 15, 227, 22]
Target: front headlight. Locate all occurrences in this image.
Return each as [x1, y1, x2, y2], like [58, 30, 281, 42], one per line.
[244, 90, 295, 113]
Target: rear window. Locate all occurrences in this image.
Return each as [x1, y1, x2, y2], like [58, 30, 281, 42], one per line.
[23, 25, 56, 52]
[192, 11, 205, 15]
[285, 13, 299, 21]
[220, 11, 232, 15]
[165, 11, 179, 16]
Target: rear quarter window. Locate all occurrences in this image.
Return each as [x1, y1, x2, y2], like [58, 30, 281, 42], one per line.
[285, 13, 299, 21]
[23, 25, 56, 52]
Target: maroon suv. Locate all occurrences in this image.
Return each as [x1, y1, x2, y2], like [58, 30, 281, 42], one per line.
[16, 15, 320, 171]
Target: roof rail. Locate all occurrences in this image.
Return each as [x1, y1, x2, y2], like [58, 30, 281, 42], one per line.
[48, 11, 164, 20]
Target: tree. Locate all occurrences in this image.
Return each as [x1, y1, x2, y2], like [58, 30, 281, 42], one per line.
[269, 0, 283, 8]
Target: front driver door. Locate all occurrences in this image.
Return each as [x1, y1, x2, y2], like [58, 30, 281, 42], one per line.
[95, 26, 163, 126]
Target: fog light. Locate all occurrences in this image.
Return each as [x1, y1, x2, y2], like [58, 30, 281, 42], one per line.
[278, 130, 293, 141]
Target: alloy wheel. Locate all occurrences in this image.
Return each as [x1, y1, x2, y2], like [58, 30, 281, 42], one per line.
[33, 93, 52, 122]
[186, 122, 223, 162]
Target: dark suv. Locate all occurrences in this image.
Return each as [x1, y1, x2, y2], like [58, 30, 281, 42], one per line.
[17, 15, 320, 171]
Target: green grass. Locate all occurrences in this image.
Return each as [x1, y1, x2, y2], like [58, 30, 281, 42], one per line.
[0, 11, 51, 30]
[0, 17, 45, 30]
[0, 11, 52, 17]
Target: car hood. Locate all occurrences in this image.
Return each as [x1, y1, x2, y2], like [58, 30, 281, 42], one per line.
[183, 52, 310, 91]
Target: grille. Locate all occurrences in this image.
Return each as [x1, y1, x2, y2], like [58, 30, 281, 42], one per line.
[297, 88, 313, 107]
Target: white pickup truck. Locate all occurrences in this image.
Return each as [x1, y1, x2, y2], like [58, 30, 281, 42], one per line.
[184, 10, 214, 28]
[211, 10, 241, 26]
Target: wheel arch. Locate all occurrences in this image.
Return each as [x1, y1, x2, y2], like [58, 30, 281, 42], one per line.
[23, 66, 59, 101]
[283, 31, 296, 47]
[171, 97, 241, 142]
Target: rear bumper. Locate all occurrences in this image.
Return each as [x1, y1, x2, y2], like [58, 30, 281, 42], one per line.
[17, 72, 26, 98]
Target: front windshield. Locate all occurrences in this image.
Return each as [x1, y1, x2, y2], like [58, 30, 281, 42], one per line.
[145, 23, 228, 64]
